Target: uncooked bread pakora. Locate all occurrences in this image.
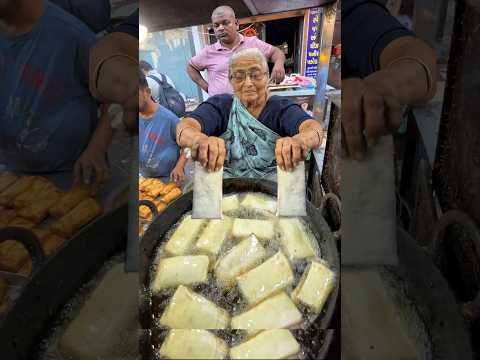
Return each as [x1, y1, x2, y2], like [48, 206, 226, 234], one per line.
[19, 187, 64, 224]
[51, 198, 103, 237]
[49, 184, 92, 218]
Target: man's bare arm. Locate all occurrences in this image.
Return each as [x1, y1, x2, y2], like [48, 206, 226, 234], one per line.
[270, 46, 286, 67]
[269, 46, 286, 84]
[186, 64, 209, 93]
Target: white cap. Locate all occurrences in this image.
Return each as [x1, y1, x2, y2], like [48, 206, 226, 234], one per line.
[146, 76, 160, 102]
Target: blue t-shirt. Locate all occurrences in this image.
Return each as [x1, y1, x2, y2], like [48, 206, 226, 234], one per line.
[188, 94, 312, 137]
[50, 0, 111, 33]
[342, 0, 415, 78]
[139, 105, 180, 178]
[0, 1, 98, 173]
[114, 9, 139, 38]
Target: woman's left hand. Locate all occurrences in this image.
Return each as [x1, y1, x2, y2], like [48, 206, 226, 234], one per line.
[275, 137, 309, 171]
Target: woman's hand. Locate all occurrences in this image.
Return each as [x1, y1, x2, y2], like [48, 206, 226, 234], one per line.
[342, 74, 403, 160]
[275, 137, 309, 171]
[191, 134, 226, 172]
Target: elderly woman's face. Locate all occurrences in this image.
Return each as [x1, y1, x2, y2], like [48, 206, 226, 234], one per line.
[230, 55, 268, 106]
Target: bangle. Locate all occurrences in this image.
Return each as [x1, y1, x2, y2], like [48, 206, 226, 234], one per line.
[90, 53, 137, 102]
[177, 126, 192, 144]
[386, 56, 433, 99]
[314, 128, 323, 144]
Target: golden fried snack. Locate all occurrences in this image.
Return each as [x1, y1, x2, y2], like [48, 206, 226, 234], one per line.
[149, 184, 167, 198]
[8, 217, 36, 229]
[16, 234, 63, 276]
[17, 260, 32, 276]
[139, 178, 155, 192]
[49, 184, 91, 218]
[154, 200, 167, 212]
[0, 209, 17, 227]
[159, 183, 177, 197]
[0, 299, 12, 316]
[0, 176, 36, 206]
[19, 187, 64, 224]
[51, 198, 103, 237]
[139, 193, 155, 201]
[139, 204, 153, 220]
[161, 187, 182, 204]
[0, 278, 7, 302]
[0, 240, 29, 272]
[143, 179, 165, 196]
[31, 228, 50, 241]
[139, 176, 146, 186]
[13, 177, 54, 210]
[41, 234, 65, 256]
[0, 172, 18, 192]
[139, 199, 166, 220]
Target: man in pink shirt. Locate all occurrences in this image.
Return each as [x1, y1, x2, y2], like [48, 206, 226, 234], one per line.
[187, 5, 285, 97]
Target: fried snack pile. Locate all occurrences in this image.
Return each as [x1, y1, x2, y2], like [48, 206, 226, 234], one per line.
[0, 172, 103, 314]
[138, 177, 182, 237]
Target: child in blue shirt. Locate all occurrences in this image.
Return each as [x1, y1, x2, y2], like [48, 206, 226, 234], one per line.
[139, 71, 186, 184]
[0, 0, 111, 192]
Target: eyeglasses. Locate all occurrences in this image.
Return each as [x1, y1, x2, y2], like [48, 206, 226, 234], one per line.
[230, 70, 268, 83]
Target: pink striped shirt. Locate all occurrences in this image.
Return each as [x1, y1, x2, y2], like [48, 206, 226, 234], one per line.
[189, 35, 275, 97]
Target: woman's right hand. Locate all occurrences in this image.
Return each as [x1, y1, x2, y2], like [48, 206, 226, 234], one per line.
[342, 75, 403, 160]
[191, 134, 226, 172]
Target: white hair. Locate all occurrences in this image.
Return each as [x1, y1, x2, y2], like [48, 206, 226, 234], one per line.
[228, 48, 269, 79]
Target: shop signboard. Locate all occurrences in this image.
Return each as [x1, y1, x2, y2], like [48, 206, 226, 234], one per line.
[304, 7, 321, 78]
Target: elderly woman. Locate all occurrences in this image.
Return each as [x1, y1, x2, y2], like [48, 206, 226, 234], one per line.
[176, 48, 323, 178]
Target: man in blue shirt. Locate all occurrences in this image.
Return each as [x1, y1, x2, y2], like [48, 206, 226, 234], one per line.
[0, 0, 111, 192]
[139, 72, 186, 184]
